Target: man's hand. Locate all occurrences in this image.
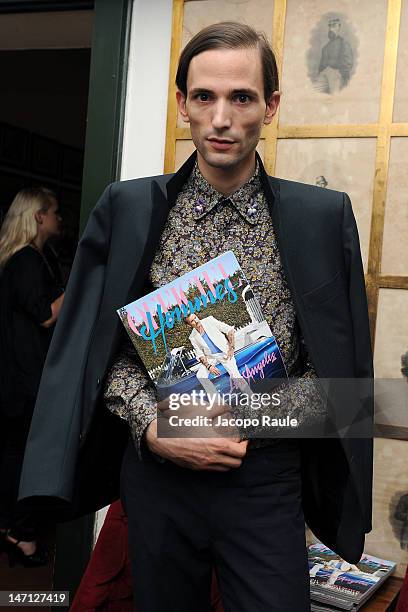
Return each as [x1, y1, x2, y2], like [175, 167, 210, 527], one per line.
[226, 347, 234, 360]
[226, 329, 235, 360]
[144, 397, 248, 471]
[146, 419, 248, 471]
[208, 365, 221, 376]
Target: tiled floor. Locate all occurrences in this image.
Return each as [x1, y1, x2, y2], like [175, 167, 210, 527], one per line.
[0, 528, 55, 611]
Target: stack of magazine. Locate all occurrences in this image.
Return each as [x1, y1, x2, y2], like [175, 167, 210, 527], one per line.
[308, 543, 396, 611]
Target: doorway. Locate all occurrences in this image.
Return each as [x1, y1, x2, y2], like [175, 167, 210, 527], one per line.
[0, 4, 94, 600]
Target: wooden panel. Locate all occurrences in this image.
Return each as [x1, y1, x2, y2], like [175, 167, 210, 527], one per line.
[264, 0, 286, 174]
[366, 0, 402, 341]
[164, 0, 184, 173]
[379, 276, 408, 290]
[278, 124, 378, 138]
[381, 138, 408, 275]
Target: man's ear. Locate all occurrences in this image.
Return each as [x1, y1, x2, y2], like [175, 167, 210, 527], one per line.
[34, 210, 43, 225]
[263, 91, 281, 125]
[176, 89, 190, 124]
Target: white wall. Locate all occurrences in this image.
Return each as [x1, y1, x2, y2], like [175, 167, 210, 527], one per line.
[94, 0, 173, 544]
[120, 0, 173, 180]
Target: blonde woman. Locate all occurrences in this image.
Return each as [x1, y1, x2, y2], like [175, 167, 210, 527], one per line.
[0, 187, 64, 567]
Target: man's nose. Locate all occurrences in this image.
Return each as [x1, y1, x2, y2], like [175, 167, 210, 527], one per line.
[211, 100, 232, 130]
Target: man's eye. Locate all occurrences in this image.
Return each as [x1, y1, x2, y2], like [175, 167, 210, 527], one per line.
[235, 94, 250, 104]
[195, 93, 209, 102]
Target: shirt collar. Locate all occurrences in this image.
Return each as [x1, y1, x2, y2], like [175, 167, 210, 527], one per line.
[188, 160, 263, 224]
[166, 150, 277, 216]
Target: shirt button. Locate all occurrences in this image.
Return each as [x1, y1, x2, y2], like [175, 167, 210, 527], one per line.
[96, 378, 101, 387]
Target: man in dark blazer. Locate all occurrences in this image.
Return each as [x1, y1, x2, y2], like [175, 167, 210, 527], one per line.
[19, 21, 373, 612]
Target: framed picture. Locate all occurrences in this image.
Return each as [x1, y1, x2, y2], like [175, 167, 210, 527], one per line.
[381, 138, 408, 276]
[280, 0, 387, 124]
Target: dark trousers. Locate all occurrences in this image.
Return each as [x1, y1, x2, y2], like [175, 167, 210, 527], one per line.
[0, 405, 37, 541]
[121, 439, 311, 612]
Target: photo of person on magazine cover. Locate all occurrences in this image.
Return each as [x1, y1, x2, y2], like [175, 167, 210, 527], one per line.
[185, 312, 253, 398]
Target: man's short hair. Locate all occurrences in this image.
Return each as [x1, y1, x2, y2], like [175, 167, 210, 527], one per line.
[176, 21, 279, 103]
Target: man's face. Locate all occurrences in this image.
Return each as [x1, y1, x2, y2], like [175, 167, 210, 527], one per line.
[186, 314, 201, 329]
[176, 47, 279, 171]
[328, 21, 341, 39]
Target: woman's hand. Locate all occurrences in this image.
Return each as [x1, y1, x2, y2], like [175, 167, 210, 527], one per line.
[41, 292, 64, 328]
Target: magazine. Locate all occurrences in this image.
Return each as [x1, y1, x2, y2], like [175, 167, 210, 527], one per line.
[308, 543, 396, 610]
[117, 251, 287, 404]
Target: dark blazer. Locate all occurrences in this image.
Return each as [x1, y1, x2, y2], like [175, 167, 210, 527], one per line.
[19, 152, 373, 564]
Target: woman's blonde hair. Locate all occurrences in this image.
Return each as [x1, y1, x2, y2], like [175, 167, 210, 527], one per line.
[0, 187, 56, 269]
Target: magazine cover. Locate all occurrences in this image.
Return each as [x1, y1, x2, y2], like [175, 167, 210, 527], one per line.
[117, 251, 287, 402]
[308, 543, 396, 609]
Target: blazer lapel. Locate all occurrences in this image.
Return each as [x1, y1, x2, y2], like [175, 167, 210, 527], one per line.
[267, 176, 322, 375]
[265, 174, 299, 306]
[125, 179, 172, 302]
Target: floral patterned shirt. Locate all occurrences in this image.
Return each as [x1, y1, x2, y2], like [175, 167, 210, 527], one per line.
[104, 160, 319, 457]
